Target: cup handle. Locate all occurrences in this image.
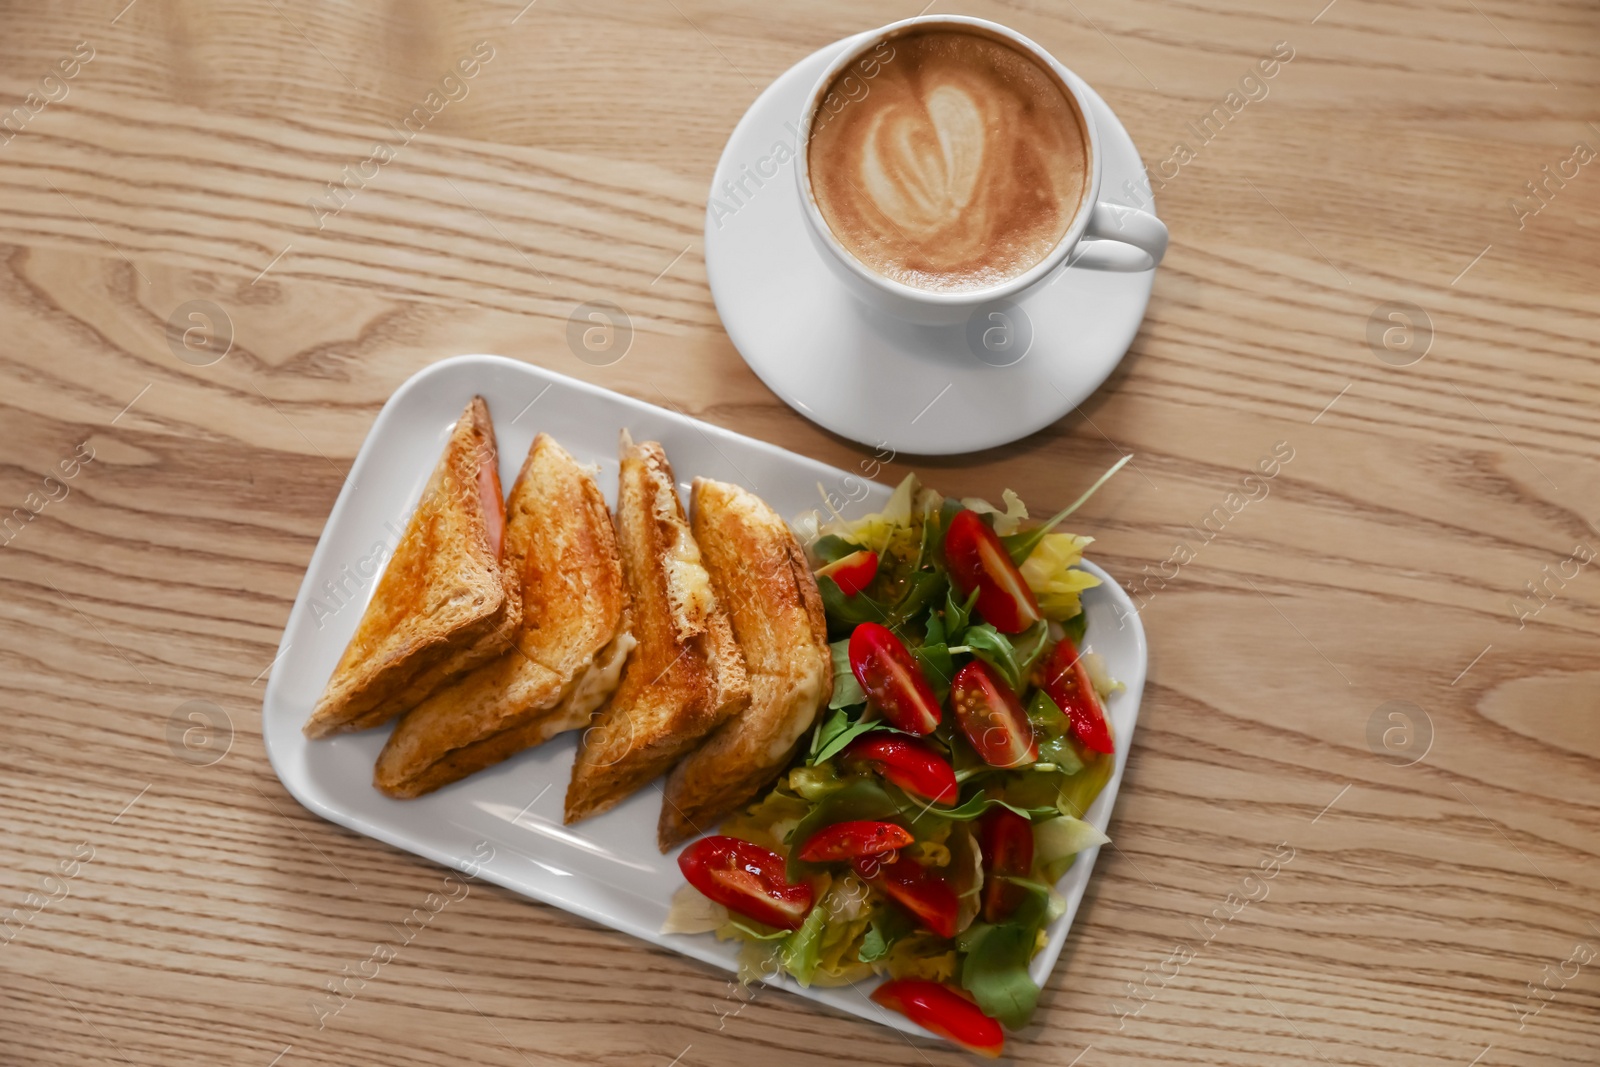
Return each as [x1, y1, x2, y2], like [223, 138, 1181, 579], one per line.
[1068, 201, 1169, 272]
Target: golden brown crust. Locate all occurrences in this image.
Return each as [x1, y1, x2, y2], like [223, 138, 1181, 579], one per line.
[373, 434, 628, 797]
[658, 479, 832, 849]
[564, 435, 750, 823]
[304, 397, 518, 739]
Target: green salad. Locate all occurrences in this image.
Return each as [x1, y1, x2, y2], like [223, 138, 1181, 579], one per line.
[666, 463, 1126, 1057]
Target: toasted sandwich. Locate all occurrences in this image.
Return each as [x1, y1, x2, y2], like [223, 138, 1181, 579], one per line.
[658, 479, 832, 849]
[303, 397, 519, 739]
[372, 434, 633, 798]
[564, 434, 750, 823]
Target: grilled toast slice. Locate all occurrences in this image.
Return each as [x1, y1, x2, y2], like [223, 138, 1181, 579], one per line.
[564, 434, 750, 823]
[658, 478, 832, 849]
[373, 434, 632, 798]
[304, 397, 519, 739]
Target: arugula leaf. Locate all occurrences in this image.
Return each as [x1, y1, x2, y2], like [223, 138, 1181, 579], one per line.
[809, 705, 845, 761]
[923, 609, 945, 647]
[819, 571, 944, 636]
[943, 586, 979, 645]
[812, 534, 862, 565]
[891, 570, 949, 629]
[912, 642, 954, 704]
[828, 639, 865, 710]
[812, 716, 894, 766]
[1011, 621, 1051, 686]
[1001, 455, 1131, 566]
[918, 793, 1054, 824]
[818, 575, 894, 634]
[957, 624, 1023, 690]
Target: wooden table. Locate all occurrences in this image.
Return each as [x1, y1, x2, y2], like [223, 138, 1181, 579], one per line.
[3, 1, 1596, 1064]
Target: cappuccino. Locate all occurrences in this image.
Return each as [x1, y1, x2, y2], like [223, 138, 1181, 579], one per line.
[807, 29, 1090, 293]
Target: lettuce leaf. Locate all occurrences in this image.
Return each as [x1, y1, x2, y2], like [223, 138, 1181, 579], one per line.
[882, 932, 958, 981]
[859, 906, 914, 963]
[959, 489, 1029, 535]
[1033, 815, 1110, 884]
[661, 883, 728, 935]
[1026, 690, 1085, 775]
[957, 880, 1053, 1029]
[1019, 533, 1101, 622]
[781, 887, 831, 986]
[1056, 754, 1114, 821]
[720, 788, 811, 851]
[815, 473, 918, 556]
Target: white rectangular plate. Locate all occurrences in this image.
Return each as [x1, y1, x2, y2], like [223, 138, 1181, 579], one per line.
[262, 355, 1147, 1043]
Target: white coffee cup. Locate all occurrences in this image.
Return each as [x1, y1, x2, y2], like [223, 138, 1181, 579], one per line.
[795, 15, 1168, 326]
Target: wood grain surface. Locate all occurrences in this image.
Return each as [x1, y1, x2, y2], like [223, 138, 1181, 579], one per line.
[2, 1, 1597, 1064]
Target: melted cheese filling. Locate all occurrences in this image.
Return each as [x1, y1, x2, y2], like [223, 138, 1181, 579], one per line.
[553, 628, 636, 723]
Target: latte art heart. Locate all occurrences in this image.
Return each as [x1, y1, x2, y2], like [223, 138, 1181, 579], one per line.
[808, 30, 1089, 293]
[859, 85, 986, 235]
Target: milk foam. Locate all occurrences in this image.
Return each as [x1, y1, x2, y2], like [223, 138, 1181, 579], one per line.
[808, 30, 1089, 292]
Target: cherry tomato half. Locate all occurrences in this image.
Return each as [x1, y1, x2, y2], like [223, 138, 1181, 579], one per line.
[943, 509, 1041, 634]
[797, 820, 913, 863]
[841, 735, 958, 805]
[678, 836, 814, 930]
[1040, 637, 1114, 754]
[950, 661, 1038, 768]
[871, 979, 1005, 1058]
[855, 854, 959, 938]
[848, 623, 941, 734]
[977, 807, 1035, 923]
[816, 549, 879, 597]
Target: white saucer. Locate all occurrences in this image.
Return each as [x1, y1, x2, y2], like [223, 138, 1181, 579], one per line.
[704, 35, 1160, 456]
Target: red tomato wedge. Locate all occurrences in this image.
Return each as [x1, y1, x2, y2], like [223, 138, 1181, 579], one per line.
[943, 509, 1041, 634]
[797, 820, 913, 863]
[848, 623, 941, 734]
[1041, 637, 1114, 754]
[840, 735, 958, 804]
[855, 854, 959, 938]
[871, 979, 1005, 1058]
[678, 836, 814, 930]
[477, 449, 505, 558]
[977, 808, 1035, 923]
[815, 549, 878, 597]
[950, 661, 1038, 768]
